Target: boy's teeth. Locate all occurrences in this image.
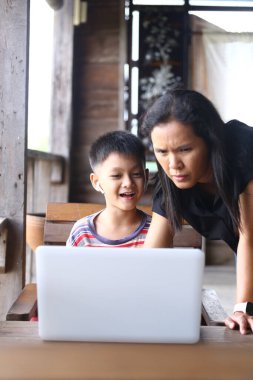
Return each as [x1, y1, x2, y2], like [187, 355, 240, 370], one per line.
[121, 192, 134, 197]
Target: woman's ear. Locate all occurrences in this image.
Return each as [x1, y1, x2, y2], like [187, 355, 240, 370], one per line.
[90, 173, 104, 194]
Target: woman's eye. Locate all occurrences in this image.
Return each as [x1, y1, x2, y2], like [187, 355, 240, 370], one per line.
[132, 172, 142, 178]
[180, 147, 191, 152]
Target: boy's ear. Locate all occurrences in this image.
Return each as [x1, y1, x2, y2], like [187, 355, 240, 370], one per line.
[90, 173, 104, 194]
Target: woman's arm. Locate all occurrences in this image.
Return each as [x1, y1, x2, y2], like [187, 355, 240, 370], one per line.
[225, 179, 253, 334]
[144, 211, 174, 248]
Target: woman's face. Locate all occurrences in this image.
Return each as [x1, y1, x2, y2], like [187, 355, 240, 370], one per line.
[151, 120, 213, 189]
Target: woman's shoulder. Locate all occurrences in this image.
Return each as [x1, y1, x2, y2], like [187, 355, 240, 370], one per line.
[226, 119, 253, 128]
[225, 120, 253, 155]
[225, 119, 253, 140]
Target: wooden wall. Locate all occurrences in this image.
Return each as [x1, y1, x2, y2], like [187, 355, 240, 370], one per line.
[0, 0, 29, 320]
[69, 0, 125, 203]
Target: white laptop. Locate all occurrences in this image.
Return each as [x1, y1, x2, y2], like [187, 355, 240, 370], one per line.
[36, 246, 204, 344]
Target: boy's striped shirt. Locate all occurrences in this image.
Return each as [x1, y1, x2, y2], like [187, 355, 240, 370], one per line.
[66, 209, 151, 248]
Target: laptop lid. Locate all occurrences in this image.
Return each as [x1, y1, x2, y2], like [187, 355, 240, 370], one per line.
[36, 246, 204, 343]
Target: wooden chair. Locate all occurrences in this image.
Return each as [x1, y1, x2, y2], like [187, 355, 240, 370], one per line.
[6, 202, 228, 325]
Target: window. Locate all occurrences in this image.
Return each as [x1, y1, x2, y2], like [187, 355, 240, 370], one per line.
[28, 0, 54, 152]
[125, 0, 253, 169]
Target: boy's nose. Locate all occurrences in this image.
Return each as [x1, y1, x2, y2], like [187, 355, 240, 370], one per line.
[122, 175, 132, 187]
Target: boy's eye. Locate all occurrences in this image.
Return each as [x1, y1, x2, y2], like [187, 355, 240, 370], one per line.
[155, 149, 167, 155]
[110, 174, 121, 179]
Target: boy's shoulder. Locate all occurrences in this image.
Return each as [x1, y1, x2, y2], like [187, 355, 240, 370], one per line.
[138, 209, 152, 223]
[72, 211, 102, 228]
[143, 211, 152, 219]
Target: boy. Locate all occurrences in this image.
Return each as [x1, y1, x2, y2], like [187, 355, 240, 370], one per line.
[66, 130, 151, 247]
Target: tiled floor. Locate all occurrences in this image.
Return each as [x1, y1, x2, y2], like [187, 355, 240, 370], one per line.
[203, 264, 236, 315]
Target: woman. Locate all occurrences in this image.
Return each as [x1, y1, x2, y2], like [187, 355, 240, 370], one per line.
[142, 89, 253, 334]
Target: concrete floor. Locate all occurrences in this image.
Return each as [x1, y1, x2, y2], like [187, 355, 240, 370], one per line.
[203, 264, 236, 315]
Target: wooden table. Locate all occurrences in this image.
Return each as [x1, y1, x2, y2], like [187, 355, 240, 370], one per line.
[0, 322, 253, 379]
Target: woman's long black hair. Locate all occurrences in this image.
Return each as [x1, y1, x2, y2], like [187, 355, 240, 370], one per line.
[141, 89, 241, 233]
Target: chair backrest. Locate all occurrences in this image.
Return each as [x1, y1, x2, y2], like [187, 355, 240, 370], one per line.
[44, 202, 202, 248]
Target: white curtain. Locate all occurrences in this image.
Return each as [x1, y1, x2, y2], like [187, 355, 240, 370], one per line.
[191, 32, 253, 126]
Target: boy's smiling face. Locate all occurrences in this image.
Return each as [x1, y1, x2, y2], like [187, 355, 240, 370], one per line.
[90, 153, 148, 211]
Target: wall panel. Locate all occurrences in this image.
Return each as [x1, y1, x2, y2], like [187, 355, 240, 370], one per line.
[70, 0, 124, 203]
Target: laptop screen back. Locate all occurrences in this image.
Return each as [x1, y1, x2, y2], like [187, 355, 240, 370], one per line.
[36, 246, 204, 343]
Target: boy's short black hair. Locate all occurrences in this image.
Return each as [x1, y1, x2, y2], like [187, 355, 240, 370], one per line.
[89, 130, 146, 170]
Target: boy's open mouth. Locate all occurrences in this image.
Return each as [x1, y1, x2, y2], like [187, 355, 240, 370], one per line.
[120, 192, 135, 198]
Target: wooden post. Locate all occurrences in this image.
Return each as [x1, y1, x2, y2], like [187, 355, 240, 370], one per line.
[0, 1, 29, 320]
[50, 0, 74, 202]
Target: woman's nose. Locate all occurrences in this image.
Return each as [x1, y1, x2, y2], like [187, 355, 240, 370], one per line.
[169, 154, 182, 170]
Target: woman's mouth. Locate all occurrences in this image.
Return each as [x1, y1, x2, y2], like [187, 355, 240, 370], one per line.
[172, 175, 188, 182]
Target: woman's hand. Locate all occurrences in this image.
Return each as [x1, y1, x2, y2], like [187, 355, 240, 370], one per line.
[225, 312, 253, 334]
